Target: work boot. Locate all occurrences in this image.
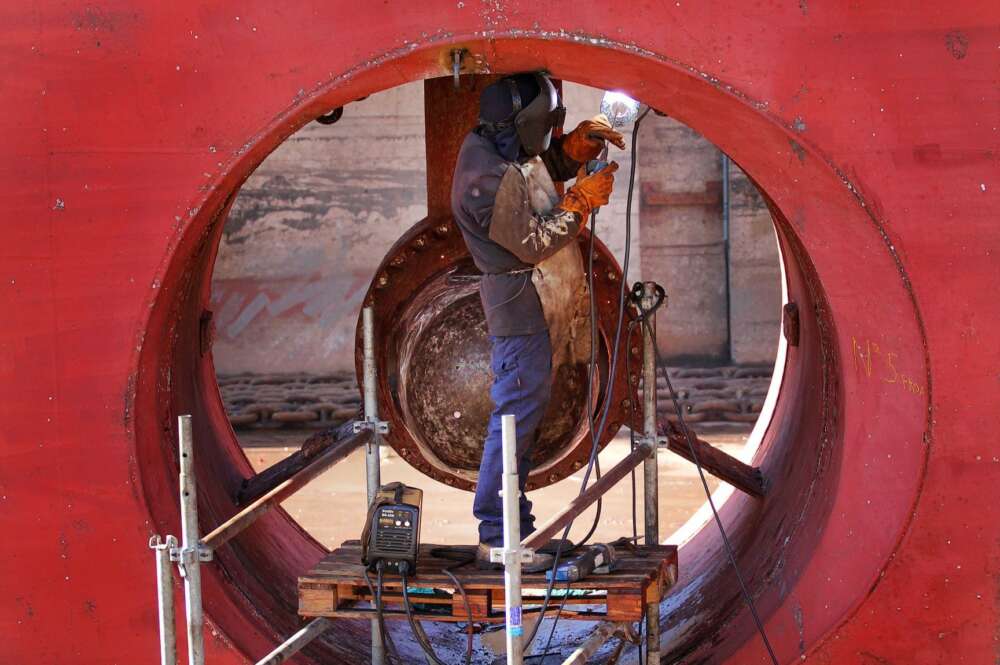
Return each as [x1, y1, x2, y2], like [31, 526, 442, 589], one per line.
[476, 543, 554, 573]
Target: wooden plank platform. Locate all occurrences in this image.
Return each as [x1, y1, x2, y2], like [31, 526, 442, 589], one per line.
[299, 542, 678, 624]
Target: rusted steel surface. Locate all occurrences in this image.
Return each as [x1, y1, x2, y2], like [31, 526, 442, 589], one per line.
[357, 215, 632, 491]
[2, 3, 997, 665]
[424, 75, 501, 217]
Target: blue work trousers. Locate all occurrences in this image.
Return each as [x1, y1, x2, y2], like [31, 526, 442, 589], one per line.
[473, 330, 553, 546]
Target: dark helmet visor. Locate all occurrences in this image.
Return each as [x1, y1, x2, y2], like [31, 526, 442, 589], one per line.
[515, 73, 565, 157]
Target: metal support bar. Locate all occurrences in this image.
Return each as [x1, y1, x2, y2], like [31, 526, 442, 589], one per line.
[522, 441, 653, 551]
[361, 306, 385, 665]
[641, 282, 660, 546]
[658, 426, 767, 498]
[451, 49, 465, 89]
[237, 417, 364, 505]
[560, 622, 626, 665]
[150, 535, 178, 665]
[202, 429, 371, 550]
[254, 618, 333, 665]
[491, 414, 525, 665]
[178, 415, 205, 665]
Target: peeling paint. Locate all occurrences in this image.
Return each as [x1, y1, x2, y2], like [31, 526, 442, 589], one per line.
[793, 602, 806, 657]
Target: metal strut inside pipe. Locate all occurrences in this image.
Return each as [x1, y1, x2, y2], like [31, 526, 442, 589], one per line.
[640, 282, 663, 664]
[641, 282, 661, 547]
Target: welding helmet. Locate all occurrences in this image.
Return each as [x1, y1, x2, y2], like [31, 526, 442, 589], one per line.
[480, 72, 566, 157]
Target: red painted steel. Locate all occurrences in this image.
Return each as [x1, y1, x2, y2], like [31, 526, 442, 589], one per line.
[0, 2, 996, 664]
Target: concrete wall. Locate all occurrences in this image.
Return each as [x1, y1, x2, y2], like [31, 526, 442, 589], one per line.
[728, 164, 783, 365]
[638, 116, 728, 362]
[211, 80, 777, 375]
[211, 82, 428, 374]
[637, 115, 782, 364]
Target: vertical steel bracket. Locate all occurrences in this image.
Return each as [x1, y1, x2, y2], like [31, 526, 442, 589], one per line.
[451, 49, 466, 89]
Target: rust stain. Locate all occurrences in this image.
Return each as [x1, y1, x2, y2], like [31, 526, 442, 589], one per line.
[15, 596, 35, 619]
[789, 139, 806, 164]
[944, 30, 969, 60]
[122, 372, 137, 429]
[70, 6, 140, 33]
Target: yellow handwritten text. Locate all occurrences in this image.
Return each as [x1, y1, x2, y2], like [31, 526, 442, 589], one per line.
[852, 336, 924, 397]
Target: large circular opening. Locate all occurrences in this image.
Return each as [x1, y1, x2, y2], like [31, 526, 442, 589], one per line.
[212, 79, 784, 543]
[132, 36, 929, 664]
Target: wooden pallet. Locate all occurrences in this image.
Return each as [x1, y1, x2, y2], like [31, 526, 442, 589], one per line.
[299, 542, 678, 624]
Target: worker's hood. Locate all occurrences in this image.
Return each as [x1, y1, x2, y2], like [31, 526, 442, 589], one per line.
[478, 73, 565, 160]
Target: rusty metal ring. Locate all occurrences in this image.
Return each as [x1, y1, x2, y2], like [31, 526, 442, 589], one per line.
[355, 216, 634, 492]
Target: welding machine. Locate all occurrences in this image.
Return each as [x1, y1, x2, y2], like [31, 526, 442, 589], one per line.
[361, 482, 423, 573]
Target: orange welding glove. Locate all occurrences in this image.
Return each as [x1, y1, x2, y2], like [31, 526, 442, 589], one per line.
[561, 114, 627, 162]
[560, 161, 619, 219]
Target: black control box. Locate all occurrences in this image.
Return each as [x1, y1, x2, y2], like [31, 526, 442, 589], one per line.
[361, 483, 422, 573]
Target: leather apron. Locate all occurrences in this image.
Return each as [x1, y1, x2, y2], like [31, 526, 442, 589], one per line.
[511, 157, 592, 369]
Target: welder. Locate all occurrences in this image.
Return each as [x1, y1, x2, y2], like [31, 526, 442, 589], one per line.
[450, 72, 625, 571]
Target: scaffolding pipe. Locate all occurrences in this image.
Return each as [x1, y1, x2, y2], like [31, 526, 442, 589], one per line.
[178, 414, 205, 665]
[361, 306, 385, 665]
[254, 618, 333, 665]
[362, 306, 381, 504]
[499, 414, 524, 665]
[641, 282, 660, 546]
[150, 535, 178, 665]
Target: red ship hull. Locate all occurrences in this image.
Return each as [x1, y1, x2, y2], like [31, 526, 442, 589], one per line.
[1, 2, 997, 663]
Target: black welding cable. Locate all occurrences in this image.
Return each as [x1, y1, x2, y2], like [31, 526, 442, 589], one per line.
[641, 314, 780, 665]
[526, 107, 652, 652]
[522, 200, 606, 654]
[429, 548, 476, 665]
[398, 563, 451, 665]
[526, 106, 653, 656]
[576, 106, 654, 550]
[442, 567, 474, 665]
[366, 563, 400, 663]
[527, 577, 572, 663]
